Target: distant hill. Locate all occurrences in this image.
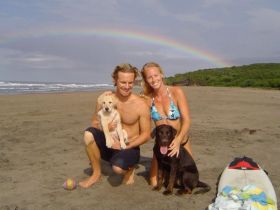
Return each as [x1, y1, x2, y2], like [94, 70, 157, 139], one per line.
[165, 63, 280, 89]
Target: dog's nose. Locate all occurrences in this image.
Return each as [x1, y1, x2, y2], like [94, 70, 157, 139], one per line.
[161, 138, 169, 143]
[105, 107, 109, 112]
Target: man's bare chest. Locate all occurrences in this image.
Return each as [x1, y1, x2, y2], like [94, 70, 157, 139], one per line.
[117, 103, 139, 125]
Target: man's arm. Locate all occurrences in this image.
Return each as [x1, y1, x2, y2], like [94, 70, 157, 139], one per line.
[126, 100, 151, 149]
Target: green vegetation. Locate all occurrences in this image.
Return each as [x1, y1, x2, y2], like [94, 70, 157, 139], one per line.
[165, 63, 280, 89]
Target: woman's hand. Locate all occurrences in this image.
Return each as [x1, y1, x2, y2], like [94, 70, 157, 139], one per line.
[168, 137, 181, 157]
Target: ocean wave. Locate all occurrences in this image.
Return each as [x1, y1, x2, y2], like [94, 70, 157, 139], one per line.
[0, 81, 114, 94]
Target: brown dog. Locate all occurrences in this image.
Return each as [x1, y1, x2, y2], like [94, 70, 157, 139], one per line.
[152, 124, 211, 195]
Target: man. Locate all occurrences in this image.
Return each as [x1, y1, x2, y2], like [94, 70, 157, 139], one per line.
[79, 63, 151, 188]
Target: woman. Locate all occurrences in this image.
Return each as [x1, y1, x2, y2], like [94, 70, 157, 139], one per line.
[141, 62, 193, 187]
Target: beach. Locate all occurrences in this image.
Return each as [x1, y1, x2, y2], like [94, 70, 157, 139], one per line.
[0, 86, 279, 210]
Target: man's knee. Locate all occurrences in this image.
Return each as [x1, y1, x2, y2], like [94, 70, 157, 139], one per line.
[112, 165, 125, 175]
[84, 131, 94, 145]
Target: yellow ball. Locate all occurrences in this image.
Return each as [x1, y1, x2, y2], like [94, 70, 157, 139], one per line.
[63, 178, 77, 190]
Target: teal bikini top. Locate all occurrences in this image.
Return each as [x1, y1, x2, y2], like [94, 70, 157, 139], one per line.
[151, 88, 181, 121]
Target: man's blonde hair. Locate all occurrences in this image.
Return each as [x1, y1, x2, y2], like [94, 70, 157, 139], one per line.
[112, 63, 139, 86]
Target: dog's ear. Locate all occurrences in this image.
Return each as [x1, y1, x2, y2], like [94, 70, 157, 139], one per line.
[97, 94, 104, 106]
[151, 127, 156, 139]
[111, 95, 118, 108]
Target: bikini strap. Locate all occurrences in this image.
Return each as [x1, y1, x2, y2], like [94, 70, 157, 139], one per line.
[151, 97, 155, 106]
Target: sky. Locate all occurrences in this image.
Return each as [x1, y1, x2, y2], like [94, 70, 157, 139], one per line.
[0, 0, 279, 84]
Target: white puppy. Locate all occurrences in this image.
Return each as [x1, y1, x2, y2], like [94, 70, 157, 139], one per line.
[97, 94, 128, 149]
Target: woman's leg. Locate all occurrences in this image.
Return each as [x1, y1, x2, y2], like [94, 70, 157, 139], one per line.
[149, 153, 158, 187]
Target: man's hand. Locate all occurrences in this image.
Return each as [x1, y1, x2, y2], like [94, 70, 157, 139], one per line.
[108, 119, 117, 132]
[111, 138, 121, 150]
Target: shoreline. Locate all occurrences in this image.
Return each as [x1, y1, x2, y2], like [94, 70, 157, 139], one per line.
[0, 86, 279, 209]
[0, 85, 278, 96]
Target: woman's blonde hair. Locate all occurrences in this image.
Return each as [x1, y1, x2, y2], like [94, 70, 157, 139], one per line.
[140, 62, 165, 95]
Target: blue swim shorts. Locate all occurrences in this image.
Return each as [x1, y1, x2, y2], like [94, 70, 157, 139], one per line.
[85, 127, 140, 170]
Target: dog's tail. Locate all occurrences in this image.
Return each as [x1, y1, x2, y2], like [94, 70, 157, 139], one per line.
[193, 181, 211, 194]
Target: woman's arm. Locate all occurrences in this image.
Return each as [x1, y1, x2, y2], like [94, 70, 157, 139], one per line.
[168, 86, 191, 157]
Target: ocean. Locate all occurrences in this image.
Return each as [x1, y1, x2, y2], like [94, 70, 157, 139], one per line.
[0, 81, 114, 95]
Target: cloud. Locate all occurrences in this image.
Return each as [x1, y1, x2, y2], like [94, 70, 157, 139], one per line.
[40, 0, 122, 26]
[0, 0, 279, 83]
[247, 7, 280, 32]
[0, 48, 73, 69]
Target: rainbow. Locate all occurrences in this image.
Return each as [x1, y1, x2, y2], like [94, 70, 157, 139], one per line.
[1, 27, 231, 67]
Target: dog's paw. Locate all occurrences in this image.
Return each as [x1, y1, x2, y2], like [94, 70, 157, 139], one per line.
[120, 142, 127, 149]
[163, 190, 173, 195]
[176, 189, 192, 195]
[106, 142, 113, 148]
[175, 189, 184, 196]
[152, 186, 161, 191]
[106, 138, 114, 148]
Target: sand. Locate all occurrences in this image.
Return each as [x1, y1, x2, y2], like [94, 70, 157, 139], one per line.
[0, 86, 279, 210]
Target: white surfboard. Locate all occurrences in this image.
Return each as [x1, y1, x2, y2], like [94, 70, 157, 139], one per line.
[218, 157, 277, 206]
